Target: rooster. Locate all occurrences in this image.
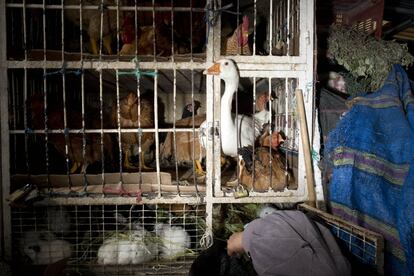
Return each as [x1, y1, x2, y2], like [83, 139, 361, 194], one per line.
[29, 93, 113, 174]
[222, 15, 251, 55]
[112, 92, 154, 170]
[65, 0, 127, 55]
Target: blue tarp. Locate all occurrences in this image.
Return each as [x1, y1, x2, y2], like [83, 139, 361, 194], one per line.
[326, 64, 414, 275]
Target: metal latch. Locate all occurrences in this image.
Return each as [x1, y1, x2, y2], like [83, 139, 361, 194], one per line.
[233, 185, 249, 199]
[208, 121, 220, 140]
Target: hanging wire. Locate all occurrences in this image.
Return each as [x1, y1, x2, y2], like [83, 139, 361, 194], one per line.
[204, 2, 238, 28]
[43, 67, 82, 78]
[203, 2, 239, 43]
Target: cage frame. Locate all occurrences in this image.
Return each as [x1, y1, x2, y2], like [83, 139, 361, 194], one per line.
[0, 0, 317, 265]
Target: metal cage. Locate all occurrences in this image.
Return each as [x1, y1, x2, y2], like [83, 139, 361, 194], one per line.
[1, 0, 316, 274]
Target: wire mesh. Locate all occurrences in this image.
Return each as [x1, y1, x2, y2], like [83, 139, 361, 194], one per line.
[11, 203, 206, 276]
[298, 204, 384, 275]
[2, 0, 316, 273]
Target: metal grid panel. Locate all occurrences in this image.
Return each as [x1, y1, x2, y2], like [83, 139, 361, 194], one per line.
[4, 0, 302, 61]
[3, 0, 314, 202]
[11, 204, 206, 275]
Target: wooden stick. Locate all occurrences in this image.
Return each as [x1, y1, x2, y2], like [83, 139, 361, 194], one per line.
[295, 89, 316, 207]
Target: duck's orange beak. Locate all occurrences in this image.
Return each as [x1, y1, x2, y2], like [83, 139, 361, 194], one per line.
[203, 62, 220, 75]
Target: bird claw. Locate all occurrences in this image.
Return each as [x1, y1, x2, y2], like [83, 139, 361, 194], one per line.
[69, 162, 80, 174]
[226, 177, 239, 187]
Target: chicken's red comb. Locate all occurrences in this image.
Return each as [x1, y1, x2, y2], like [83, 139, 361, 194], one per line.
[237, 15, 249, 46]
[242, 15, 249, 31]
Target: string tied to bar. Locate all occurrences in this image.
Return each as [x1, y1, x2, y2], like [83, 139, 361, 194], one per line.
[200, 228, 213, 249]
[204, 2, 239, 27]
[311, 149, 320, 162]
[24, 128, 34, 134]
[204, 2, 240, 42]
[43, 67, 82, 78]
[304, 81, 316, 103]
[117, 57, 158, 79]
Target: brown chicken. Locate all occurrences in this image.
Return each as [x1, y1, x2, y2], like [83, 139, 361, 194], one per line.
[120, 19, 186, 56]
[29, 93, 113, 174]
[160, 114, 206, 166]
[222, 15, 251, 55]
[112, 92, 154, 170]
[65, 0, 127, 55]
[237, 126, 296, 192]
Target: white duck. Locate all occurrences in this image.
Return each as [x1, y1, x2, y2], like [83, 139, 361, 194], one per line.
[197, 59, 262, 172]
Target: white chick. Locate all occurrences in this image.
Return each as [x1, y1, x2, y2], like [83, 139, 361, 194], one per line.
[23, 231, 72, 265]
[97, 238, 156, 265]
[97, 225, 157, 265]
[155, 223, 191, 260]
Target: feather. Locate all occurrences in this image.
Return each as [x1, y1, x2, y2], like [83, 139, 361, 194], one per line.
[238, 146, 254, 172]
[97, 226, 157, 265]
[160, 114, 206, 163]
[155, 223, 191, 260]
[23, 232, 72, 265]
[222, 16, 251, 55]
[112, 92, 154, 169]
[65, 0, 127, 55]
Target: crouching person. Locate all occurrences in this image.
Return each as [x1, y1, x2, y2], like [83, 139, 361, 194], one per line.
[227, 210, 351, 276]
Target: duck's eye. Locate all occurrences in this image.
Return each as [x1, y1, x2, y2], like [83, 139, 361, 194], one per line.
[224, 61, 228, 66]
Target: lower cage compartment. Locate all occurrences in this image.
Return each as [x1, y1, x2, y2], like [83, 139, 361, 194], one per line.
[11, 204, 206, 276]
[10, 203, 384, 276]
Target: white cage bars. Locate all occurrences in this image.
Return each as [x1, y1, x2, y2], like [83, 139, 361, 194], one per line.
[0, 0, 317, 269]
